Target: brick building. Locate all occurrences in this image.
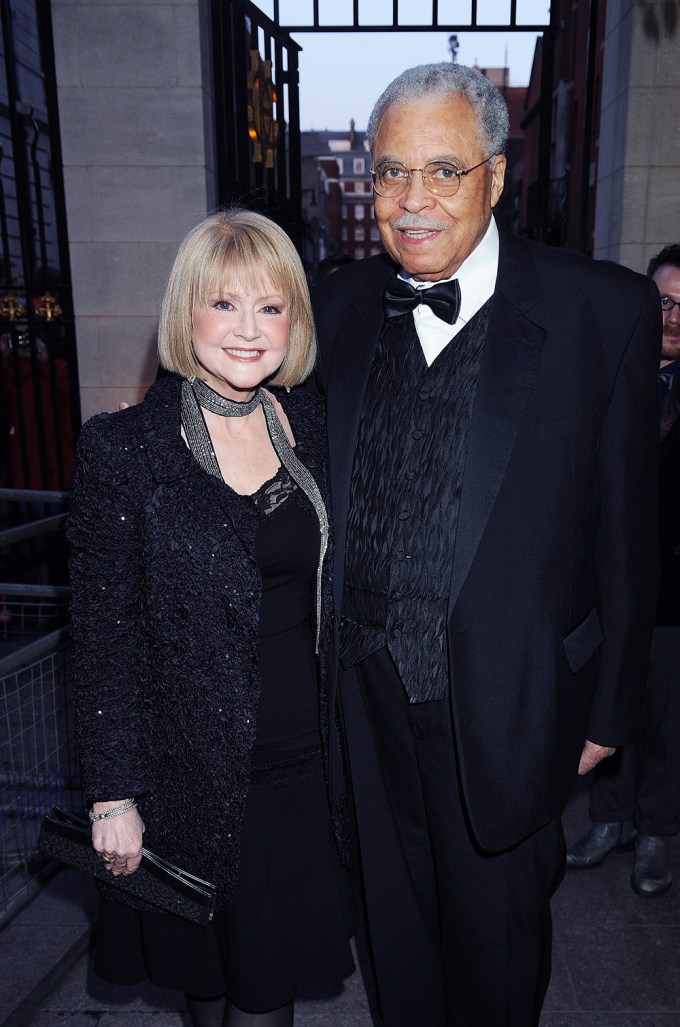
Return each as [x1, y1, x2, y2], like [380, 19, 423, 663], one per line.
[301, 121, 381, 277]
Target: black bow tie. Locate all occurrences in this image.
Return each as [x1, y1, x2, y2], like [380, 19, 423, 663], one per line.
[384, 276, 461, 325]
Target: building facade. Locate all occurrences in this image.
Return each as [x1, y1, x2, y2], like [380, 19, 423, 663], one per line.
[302, 123, 380, 274]
[520, 0, 680, 264]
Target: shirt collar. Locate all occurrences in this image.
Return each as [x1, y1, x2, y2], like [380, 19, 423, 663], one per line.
[399, 216, 499, 325]
[396, 218, 499, 367]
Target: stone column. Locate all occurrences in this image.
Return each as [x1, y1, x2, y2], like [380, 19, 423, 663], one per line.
[595, 0, 680, 272]
[51, 0, 216, 420]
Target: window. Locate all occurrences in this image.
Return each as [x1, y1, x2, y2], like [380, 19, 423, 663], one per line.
[354, 204, 365, 221]
[341, 204, 348, 219]
[353, 157, 365, 173]
[341, 226, 348, 241]
[370, 226, 380, 241]
[355, 226, 365, 241]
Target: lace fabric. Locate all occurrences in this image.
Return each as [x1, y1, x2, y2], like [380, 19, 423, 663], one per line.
[251, 464, 298, 517]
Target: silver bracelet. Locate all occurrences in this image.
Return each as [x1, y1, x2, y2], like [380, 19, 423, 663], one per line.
[88, 798, 137, 822]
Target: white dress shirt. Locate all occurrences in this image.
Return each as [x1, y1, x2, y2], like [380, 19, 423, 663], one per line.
[400, 218, 500, 366]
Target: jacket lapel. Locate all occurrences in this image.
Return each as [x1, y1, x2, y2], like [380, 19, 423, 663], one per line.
[449, 228, 547, 612]
[140, 375, 198, 484]
[139, 374, 259, 550]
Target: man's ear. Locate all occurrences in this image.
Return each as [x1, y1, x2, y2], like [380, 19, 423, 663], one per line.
[490, 155, 507, 208]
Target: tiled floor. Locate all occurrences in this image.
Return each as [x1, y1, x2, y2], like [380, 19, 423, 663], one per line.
[3, 779, 679, 1026]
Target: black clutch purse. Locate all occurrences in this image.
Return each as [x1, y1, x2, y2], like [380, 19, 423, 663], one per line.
[38, 807, 217, 927]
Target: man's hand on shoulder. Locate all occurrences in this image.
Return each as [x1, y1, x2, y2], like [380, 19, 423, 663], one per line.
[578, 739, 615, 776]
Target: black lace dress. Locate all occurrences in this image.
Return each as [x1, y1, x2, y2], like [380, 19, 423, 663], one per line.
[95, 466, 355, 1012]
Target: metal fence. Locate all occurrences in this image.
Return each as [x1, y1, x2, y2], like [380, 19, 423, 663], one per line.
[0, 487, 78, 928]
[0, 628, 80, 928]
[1, 588, 69, 650]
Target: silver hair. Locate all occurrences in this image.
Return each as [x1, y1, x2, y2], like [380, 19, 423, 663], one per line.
[366, 63, 510, 161]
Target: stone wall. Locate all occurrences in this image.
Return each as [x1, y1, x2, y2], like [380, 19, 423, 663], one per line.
[595, 0, 680, 272]
[51, 0, 216, 421]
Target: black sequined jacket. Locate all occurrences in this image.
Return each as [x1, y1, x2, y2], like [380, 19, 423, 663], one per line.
[67, 373, 348, 909]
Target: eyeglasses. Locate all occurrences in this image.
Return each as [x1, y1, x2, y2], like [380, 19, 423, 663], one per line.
[370, 156, 496, 198]
[661, 295, 680, 313]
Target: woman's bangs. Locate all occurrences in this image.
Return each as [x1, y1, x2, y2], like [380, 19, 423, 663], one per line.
[193, 233, 288, 309]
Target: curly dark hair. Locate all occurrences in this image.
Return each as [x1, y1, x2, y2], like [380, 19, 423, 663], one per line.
[647, 244, 680, 278]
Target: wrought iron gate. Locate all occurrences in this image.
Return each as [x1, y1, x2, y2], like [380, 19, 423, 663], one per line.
[212, 0, 304, 248]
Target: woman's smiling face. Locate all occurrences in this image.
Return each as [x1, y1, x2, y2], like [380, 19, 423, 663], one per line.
[191, 274, 290, 400]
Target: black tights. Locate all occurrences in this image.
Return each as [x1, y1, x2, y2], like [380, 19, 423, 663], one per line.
[185, 993, 294, 1027]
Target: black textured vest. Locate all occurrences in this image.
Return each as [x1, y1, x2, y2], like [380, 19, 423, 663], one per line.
[341, 304, 490, 702]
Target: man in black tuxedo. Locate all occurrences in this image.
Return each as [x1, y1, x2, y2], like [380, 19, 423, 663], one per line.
[312, 63, 660, 1027]
[567, 245, 680, 898]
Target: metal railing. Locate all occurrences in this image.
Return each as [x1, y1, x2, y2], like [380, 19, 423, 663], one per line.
[0, 631, 79, 928]
[0, 487, 79, 929]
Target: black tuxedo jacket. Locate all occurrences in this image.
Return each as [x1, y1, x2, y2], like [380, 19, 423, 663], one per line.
[658, 378, 680, 625]
[312, 222, 661, 852]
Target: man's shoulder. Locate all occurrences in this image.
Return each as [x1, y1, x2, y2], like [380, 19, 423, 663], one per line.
[312, 252, 395, 307]
[508, 232, 649, 294]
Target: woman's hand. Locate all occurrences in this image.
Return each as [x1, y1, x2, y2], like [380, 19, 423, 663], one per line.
[91, 802, 145, 876]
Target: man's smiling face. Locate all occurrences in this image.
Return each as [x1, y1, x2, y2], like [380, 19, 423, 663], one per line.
[371, 94, 506, 282]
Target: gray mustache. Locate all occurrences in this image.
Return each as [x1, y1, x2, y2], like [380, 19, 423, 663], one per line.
[392, 215, 449, 232]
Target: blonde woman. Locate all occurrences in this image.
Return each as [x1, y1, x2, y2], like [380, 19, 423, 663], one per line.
[68, 209, 354, 1027]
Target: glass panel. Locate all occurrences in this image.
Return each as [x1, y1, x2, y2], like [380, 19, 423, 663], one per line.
[279, 0, 314, 26]
[516, 0, 551, 26]
[358, 0, 395, 26]
[397, 0, 428, 27]
[437, 0, 472, 27]
[477, 0, 511, 26]
[319, 0, 354, 26]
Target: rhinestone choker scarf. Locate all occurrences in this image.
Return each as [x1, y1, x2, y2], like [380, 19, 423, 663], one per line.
[180, 377, 329, 653]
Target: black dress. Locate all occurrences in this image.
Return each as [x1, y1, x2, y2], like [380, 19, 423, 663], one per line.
[94, 468, 355, 1012]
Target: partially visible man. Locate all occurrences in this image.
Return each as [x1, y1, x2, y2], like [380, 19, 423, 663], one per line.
[567, 245, 680, 897]
[312, 63, 660, 1027]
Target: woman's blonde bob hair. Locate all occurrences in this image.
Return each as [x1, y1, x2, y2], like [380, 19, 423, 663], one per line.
[158, 207, 316, 387]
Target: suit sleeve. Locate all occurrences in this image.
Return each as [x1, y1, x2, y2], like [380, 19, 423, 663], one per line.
[66, 415, 150, 802]
[310, 281, 331, 397]
[588, 280, 661, 744]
